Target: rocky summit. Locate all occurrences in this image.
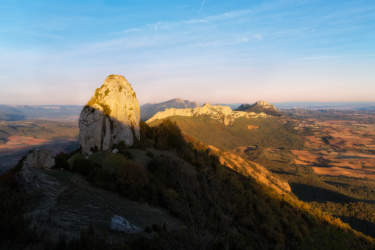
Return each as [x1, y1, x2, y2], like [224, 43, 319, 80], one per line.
[79, 75, 140, 155]
[235, 101, 281, 116]
[146, 103, 269, 125]
[235, 101, 277, 111]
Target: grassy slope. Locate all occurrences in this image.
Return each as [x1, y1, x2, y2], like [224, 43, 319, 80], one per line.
[149, 115, 304, 150]
[149, 115, 375, 240]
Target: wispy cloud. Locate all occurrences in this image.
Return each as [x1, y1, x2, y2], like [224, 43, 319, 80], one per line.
[189, 37, 250, 48]
[109, 28, 141, 35]
[197, 0, 205, 17]
[173, 5, 188, 10]
[146, 9, 250, 31]
[252, 34, 263, 41]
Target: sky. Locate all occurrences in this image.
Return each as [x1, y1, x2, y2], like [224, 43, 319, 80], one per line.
[0, 0, 374, 105]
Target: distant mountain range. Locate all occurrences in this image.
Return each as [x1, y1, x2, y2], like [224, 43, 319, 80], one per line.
[0, 105, 82, 121]
[140, 98, 199, 121]
[272, 102, 375, 110]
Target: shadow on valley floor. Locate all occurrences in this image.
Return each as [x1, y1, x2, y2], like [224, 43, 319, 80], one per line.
[0, 141, 79, 174]
[324, 180, 352, 188]
[0, 113, 26, 121]
[290, 182, 360, 204]
[340, 216, 375, 238]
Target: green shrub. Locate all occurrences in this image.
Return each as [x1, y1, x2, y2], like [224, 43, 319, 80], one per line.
[116, 162, 149, 200]
[154, 119, 184, 150]
[114, 140, 127, 150]
[146, 151, 154, 158]
[90, 145, 99, 153]
[98, 103, 111, 116]
[118, 150, 133, 159]
[87, 168, 116, 192]
[73, 158, 101, 176]
[55, 151, 70, 170]
[129, 130, 147, 150]
[0, 170, 38, 248]
[102, 153, 128, 173]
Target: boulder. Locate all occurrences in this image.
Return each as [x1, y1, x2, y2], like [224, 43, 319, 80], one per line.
[110, 215, 141, 234]
[23, 148, 55, 169]
[17, 148, 56, 185]
[79, 75, 140, 155]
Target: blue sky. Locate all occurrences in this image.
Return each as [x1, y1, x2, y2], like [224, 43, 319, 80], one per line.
[0, 0, 374, 105]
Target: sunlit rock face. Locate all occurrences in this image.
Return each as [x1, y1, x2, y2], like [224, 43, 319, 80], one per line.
[79, 75, 140, 155]
[146, 103, 268, 126]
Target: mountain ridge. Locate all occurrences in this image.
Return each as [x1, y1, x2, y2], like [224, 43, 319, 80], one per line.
[140, 98, 199, 121]
[146, 103, 269, 125]
[235, 101, 282, 116]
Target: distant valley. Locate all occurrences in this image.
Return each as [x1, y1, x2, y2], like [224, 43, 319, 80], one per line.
[0, 119, 79, 173]
[0, 104, 82, 121]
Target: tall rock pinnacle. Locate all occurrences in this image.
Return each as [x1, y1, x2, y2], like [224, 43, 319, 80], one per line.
[79, 75, 140, 155]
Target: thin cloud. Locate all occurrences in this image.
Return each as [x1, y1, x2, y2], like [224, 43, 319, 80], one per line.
[197, 0, 205, 17]
[109, 28, 141, 35]
[173, 5, 188, 10]
[147, 9, 250, 31]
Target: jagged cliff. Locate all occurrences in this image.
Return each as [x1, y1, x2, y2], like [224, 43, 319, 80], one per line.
[146, 103, 268, 125]
[235, 101, 282, 116]
[140, 98, 199, 121]
[79, 75, 140, 155]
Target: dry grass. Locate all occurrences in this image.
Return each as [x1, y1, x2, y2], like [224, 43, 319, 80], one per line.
[209, 146, 291, 194]
[312, 166, 375, 180]
[291, 150, 319, 163]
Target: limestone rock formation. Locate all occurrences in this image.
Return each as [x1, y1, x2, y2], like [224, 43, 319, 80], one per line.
[79, 75, 140, 155]
[110, 215, 141, 234]
[146, 103, 269, 125]
[16, 165, 183, 238]
[235, 101, 281, 116]
[235, 101, 277, 111]
[23, 148, 55, 169]
[17, 148, 56, 184]
[140, 98, 199, 121]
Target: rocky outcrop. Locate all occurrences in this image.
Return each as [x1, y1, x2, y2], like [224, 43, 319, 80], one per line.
[79, 75, 140, 155]
[16, 166, 183, 239]
[23, 148, 55, 169]
[110, 215, 141, 234]
[235, 101, 281, 116]
[235, 101, 277, 111]
[146, 103, 269, 125]
[17, 148, 55, 185]
[140, 98, 199, 121]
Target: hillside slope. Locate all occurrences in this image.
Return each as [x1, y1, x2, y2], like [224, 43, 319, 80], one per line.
[1, 119, 375, 249]
[148, 115, 303, 150]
